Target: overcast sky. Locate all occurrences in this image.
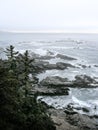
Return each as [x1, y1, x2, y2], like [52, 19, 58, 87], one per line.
[0, 0, 98, 33]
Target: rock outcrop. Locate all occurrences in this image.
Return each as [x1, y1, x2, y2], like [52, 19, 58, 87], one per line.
[48, 109, 98, 130]
[40, 75, 98, 88]
[40, 76, 72, 87]
[56, 54, 76, 60]
[32, 61, 75, 72]
[32, 84, 69, 96]
[73, 75, 97, 87]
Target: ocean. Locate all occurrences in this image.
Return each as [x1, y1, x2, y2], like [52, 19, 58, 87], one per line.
[0, 32, 98, 115]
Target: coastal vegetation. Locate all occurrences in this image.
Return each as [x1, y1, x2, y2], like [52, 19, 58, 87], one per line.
[0, 45, 56, 130]
[0, 45, 98, 130]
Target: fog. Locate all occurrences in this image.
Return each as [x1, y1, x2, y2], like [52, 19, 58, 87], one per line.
[0, 0, 98, 33]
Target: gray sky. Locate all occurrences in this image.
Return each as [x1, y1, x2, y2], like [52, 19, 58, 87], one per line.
[0, 0, 98, 33]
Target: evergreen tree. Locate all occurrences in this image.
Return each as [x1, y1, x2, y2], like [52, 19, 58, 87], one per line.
[0, 57, 56, 130]
[19, 50, 34, 97]
[5, 45, 19, 71]
[0, 67, 21, 130]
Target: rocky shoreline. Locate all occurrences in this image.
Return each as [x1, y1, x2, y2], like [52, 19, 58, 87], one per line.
[48, 108, 98, 130]
[32, 52, 98, 130]
[1, 49, 98, 130]
[32, 74, 98, 97]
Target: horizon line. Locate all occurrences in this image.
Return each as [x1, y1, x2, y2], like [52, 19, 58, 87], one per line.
[0, 29, 98, 34]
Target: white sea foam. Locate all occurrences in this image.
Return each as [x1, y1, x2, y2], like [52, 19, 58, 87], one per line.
[1, 33, 98, 116]
[38, 87, 98, 116]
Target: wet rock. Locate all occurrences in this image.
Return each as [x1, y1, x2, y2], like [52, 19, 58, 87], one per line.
[73, 107, 82, 111]
[40, 76, 72, 87]
[30, 52, 76, 61]
[64, 104, 78, 115]
[39, 88, 69, 96]
[28, 51, 76, 72]
[32, 60, 75, 73]
[32, 84, 69, 96]
[92, 115, 98, 118]
[38, 76, 71, 95]
[29, 51, 55, 60]
[32, 61, 49, 73]
[44, 62, 75, 70]
[39, 100, 54, 109]
[56, 54, 76, 60]
[45, 64, 57, 69]
[94, 65, 98, 67]
[40, 75, 97, 89]
[81, 65, 87, 68]
[72, 106, 90, 113]
[40, 75, 97, 88]
[64, 109, 77, 115]
[38, 55, 54, 60]
[78, 64, 91, 68]
[75, 75, 94, 83]
[56, 62, 75, 69]
[73, 75, 97, 87]
[82, 107, 89, 113]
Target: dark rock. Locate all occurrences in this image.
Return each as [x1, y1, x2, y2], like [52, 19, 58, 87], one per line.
[32, 60, 75, 73]
[45, 62, 75, 70]
[64, 104, 77, 115]
[81, 65, 87, 68]
[39, 89, 69, 96]
[39, 55, 54, 60]
[56, 54, 76, 60]
[40, 76, 72, 87]
[73, 106, 89, 113]
[73, 75, 97, 87]
[39, 101, 54, 109]
[75, 75, 95, 83]
[94, 65, 98, 67]
[32, 61, 49, 73]
[32, 84, 69, 96]
[78, 64, 91, 68]
[82, 107, 89, 113]
[66, 113, 98, 129]
[30, 50, 55, 60]
[56, 62, 75, 69]
[74, 107, 82, 110]
[45, 64, 57, 69]
[40, 75, 97, 89]
[64, 109, 77, 115]
[92, 115, 98, 118]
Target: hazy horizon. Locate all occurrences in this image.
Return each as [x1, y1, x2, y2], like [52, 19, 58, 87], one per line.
[0, 30, 98, 34]
[0, 0, 98, 33]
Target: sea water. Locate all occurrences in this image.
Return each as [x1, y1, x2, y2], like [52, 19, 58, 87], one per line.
[0, 32, 98, 115]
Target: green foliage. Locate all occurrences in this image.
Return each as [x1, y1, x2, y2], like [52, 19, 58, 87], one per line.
[5, 45, 18, 59]
[18, 50, 34, 97]
[5, 45, 19, 71]
[21, 50, 34, 73]
[0, 67, 21, 130]
[0, 46, 56, 130]
[21, 50, 33, 81]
